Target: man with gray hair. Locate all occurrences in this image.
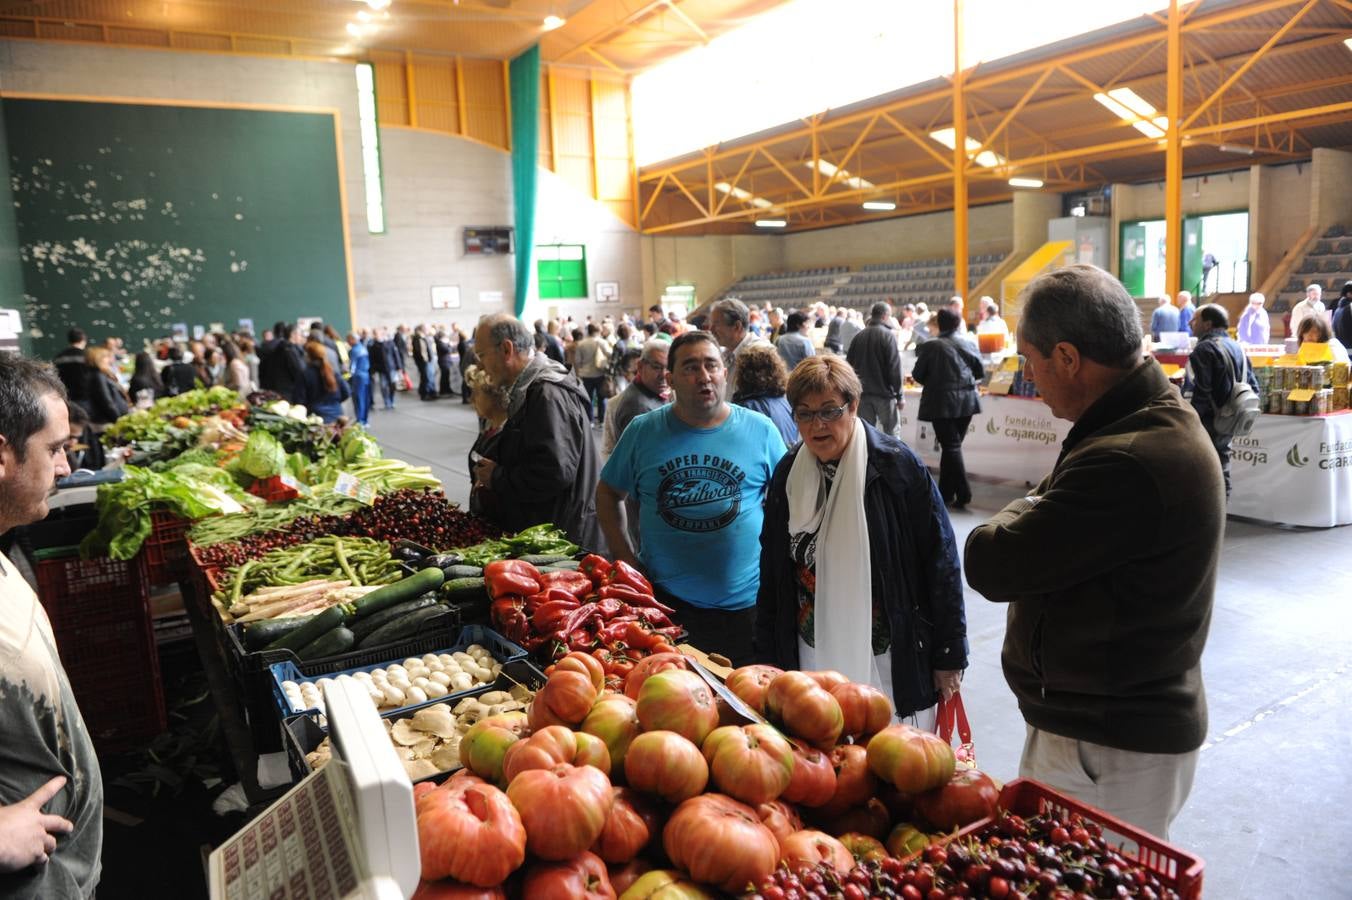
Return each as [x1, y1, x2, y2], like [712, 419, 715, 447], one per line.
[1288, 282, 1328, 339]
[708, 297, 768, 393]
[471, 314, 604, 551]
[0, 357, 103, 898]
[964, 264, 1223, 840]
[602, 339, 670, 456]
[845, 301, 904, 435]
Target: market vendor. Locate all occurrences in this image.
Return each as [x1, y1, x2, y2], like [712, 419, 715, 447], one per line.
[0, 356, 103, 899]
[753, 356, 967, 728]
[596, 331, 787, 667]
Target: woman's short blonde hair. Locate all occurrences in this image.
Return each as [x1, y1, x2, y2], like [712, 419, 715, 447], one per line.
[786, 355, 862, 408]
[465, 364, 509, 408]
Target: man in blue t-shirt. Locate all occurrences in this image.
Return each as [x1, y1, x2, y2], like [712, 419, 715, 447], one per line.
[597, 331, 787, 666]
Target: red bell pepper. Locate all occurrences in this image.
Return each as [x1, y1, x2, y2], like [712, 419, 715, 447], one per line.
[551, 604, 603, 645]
[490, 596, 529, 643]
[595, 597, 626, 619]
[579, 554, 613, 587]
[608, 560, 653, 595]
[532, 597, 581, 633]
[597, 584, 676, 615]
[524, 587, 579, 613]
[537, 570, 594, 599]
[632, 606, 674, 628]
[484, 560, 542, 599]
[598, 617, 639, 645]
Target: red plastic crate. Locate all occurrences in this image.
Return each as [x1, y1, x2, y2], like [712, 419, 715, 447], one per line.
[60, 617, 166, 754]
[953, 779, 1204, 899]
[34, 551, 149, 631]
[140, 509, 191, 586]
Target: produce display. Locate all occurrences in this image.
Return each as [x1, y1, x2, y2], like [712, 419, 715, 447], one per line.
[452, 523, 580, 568]
[280, 646, 505, 715]
[304, 685, 534, 781]
[212, 536, 402, 611]
[229, 580, 375, 624]
[488, 553, 684, 667]
[102, 386, 245, 445]
[187, 493, 362, 549]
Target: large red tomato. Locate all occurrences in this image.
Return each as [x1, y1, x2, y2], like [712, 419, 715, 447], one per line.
[763, 671, 844, 750]
[624, 653, 689, 700]
[829, 682, 894, 739]
[813, 744, 878, 819]
[623, 731, 709, 803]
[723, 664, 783, 714]
[415, 772, 526, 886]
[663, 794, 781, 894]
[592, 787, 664, 864]
[501, 725, 611, 782]
[521, 851, 616, 899]
[802, 670, 850, 692]
[836, 832, 888, 864]
[607, 858, 654, 895]
[818, 797, 890, 841]
[557, 650, 607, 689]
[411, 880, 506, 900]
[700, 723, 795, 805]
[754, 799, 804, 845]
[884, 822, 930, 858]
[617, 869, 719, 899]
[458, 711, 530, 786]
[865, 724, 955, 794]
[506, 763, 615, 860]
[780, 738, 836, 808]
[531, 668, 603, 728]
[635, 669, 720, 746]
[912, 767, 1001, 831]
[581, 693, 642, 781]
[778, 829, 854, 874]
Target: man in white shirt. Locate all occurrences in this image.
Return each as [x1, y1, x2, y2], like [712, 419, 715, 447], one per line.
[1288, 283, 1329, 339]
[1236, 293, 1271, 345]
[976, 297, 1012, 350]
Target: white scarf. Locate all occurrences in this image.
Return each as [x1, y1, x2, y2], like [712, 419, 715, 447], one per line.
[786, 416, 873, 686]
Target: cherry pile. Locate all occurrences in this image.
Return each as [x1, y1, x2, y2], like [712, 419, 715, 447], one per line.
[746, 813, 1182, 900]
[195, 490, 499, 567]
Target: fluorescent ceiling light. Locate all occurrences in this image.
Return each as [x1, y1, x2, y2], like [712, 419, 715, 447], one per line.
[1217, 143, 1256, 156]
[1008, 177, 1044, 188]
[755, 219, 787, 228]
[928, 128, 1005, 167]
[363, 0, 391, 9]
[715, 181, 775, 209]
[543, 15, 566, 31]
[807, 159, 874, 190]
[862, 200, 896, 210]
[1345, 37, 1352, 52]
[1093, 90, 1167, 138]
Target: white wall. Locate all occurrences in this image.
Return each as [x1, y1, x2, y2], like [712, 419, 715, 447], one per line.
[0, 40, 643, 332]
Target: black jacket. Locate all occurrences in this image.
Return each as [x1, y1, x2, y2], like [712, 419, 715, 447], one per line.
[161, 362, 200, 398]
[1185, 330, 1258, 424]
[1333, 296, 1352, 347]
[85, 370, 130, 425]
[912, 331, 984, 421]
[487, 369, 606, 554]
[845, 321, 903, 399]
[54, 347, 88, 404]
[258, 340, 307, 404]
[755, 423, 968, 717]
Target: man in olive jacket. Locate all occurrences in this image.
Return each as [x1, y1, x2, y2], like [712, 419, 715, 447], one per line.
[964, 265, 1224, 840]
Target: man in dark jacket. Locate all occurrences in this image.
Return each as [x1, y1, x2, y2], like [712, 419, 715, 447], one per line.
[1332, 280, 1352, 347]
[471, 314, 604, 553]
[912, 308, 984, 508]
[52, 328, 89, 407]
[369, 327, 400, 410]
[845, 302, 904, 435]
[964, 264, 1224, 840]
[257, 322, 307, 404]
[160, 345, 200, 397]
[1185, 304, 1260, 500]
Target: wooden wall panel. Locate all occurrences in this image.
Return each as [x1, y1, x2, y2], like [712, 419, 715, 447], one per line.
[372, 53, 408, 126]
[105, 26, 169, 47]
[411, 55, 459, 136]
[460, 57, 507, 149]
[169, 32, 231, 52]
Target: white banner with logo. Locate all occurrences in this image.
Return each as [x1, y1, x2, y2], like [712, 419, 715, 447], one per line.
[1228, 413, 1352, 528]
[900, 391, 1351, 528]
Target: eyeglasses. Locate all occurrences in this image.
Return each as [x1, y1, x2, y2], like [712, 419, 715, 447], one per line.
[793, 404, 849, 425]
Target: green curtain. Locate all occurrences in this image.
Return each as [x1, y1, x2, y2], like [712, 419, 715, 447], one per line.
[509, 45, 541, 319]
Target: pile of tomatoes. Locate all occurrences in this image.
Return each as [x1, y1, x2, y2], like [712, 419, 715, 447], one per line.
[409, 655, 1014, 898]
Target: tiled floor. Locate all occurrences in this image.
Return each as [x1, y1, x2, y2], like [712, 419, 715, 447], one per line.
[369, 397, 1352, 897]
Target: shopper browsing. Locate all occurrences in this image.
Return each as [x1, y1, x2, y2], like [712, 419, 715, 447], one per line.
[845, 302, 905, 436]
[964, 265, 1224, 840]
[912, 308, 984, 509]
[754, 356, 967, 726]
[596, 331, 787, 667]
[0, 357, 103, 898]
[1186, 305, 1261, 500]
[1236, 292, 1271, 345]
[1149, 295, 1180, 342]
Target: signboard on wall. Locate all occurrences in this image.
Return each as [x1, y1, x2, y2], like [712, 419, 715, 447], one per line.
[662, 283, 696, 310]
[463, 227, 513, 256]
[479, 291, 504, 306]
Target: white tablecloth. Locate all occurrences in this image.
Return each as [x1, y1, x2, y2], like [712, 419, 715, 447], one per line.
[900, 391, 1351, 528]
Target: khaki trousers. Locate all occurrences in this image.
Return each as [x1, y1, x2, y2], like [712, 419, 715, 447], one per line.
[1019, 725, 1198, 841]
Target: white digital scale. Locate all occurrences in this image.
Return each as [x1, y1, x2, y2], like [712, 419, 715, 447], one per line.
[208, 676, 421, 900]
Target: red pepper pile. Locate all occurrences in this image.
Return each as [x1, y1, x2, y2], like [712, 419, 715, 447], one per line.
[487, 554, 685, 683]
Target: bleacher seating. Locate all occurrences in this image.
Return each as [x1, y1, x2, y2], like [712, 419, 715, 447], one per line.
[1276, 225, 1350, 314]
[718, 254, 1009, 310]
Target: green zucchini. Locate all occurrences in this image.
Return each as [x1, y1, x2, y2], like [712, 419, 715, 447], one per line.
[357, 605, 450, 649]
[349, 567, 444, 620]
[297, 626, 356, 661]
[440, 565, 484, 579]
[348, 596, 438, 643]
[265, 603, 351, 653]
[241, 617, 312, 651]
[439, 577, 487, 602]
[516, 553, 572, 566]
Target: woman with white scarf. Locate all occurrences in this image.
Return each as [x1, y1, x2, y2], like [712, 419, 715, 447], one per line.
[754, 356, 968, 728]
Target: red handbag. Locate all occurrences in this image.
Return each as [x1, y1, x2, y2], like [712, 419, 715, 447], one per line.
[935, 692, 976, 769]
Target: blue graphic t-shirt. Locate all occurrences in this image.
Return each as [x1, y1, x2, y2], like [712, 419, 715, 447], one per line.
[601, 405, 787, 610]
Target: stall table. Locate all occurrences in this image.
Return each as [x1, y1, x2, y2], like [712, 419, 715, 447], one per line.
[901, 391, 1351, 527]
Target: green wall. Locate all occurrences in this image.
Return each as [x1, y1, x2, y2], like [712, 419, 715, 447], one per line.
[5, 98, 351, 358]
[0, 98, 29, 354]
